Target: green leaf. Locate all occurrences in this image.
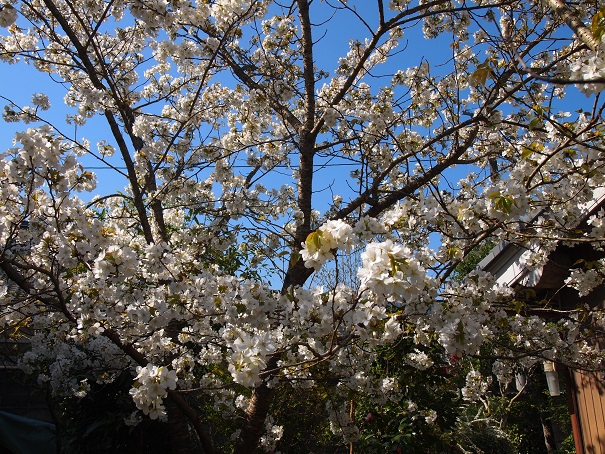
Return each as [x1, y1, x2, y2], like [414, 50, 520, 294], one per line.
[592, 7, 605, 40]
[388, 253, 398, 275]
[446, 246, 461, 260]
[469, 60, 492, 87]
[585, 260, 600, 270]
[521, 146, 534, 159]
[563, 148, 577, 160]
[488, 191, 515, 213]
[289, 251, 301, 267]
[388, 253, 407, 275]
[511, 300, 525, 314]
[528, 117, 542, 131]
[305, 230, 322, 251]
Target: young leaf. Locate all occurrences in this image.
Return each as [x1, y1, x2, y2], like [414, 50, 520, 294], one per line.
[469, 60, 492, 87]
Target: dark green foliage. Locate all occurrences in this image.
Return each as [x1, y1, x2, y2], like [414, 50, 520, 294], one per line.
[57, 372, 171, 454]
[354, 339, 463, 453]
[451, 240, 496, 283]
[270, 384, 344, 453]
[501, 370, 572, 454]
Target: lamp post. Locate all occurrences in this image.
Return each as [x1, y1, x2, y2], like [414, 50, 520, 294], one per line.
[543, 361, 560, 396]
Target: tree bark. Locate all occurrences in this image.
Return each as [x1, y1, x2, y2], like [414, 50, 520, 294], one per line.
[168, 391, 215, 454]
[541, 415, 557, 454]
[349, 400, 356, 454]
[544, 0, 601, 51]
[166, 398, 198, 454]
[234, 356, 279, 454]
[236, 0, 321, 448]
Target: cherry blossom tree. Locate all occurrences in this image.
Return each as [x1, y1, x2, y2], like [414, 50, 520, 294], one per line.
[1, 0, 605, 452]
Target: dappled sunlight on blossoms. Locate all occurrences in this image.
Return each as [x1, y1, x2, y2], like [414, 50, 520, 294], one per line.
[461, 370, 491, 402]
[129, 364, 178, 420]
[300, 219, 354, 270]
[357, 239, 430, 303]
[568, 47, 605, 96]
[2, 0, 605, 451]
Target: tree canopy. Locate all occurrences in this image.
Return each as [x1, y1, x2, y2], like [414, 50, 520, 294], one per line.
[1, 0, 605, 451]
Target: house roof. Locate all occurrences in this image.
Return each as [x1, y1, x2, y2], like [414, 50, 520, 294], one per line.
[478, 188, 605, 289]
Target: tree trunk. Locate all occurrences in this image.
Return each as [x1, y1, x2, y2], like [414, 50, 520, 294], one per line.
[166, 398, 198, 454]
[543, 0, 601, 51]
[349, 399, 356, 454]
[234, 356, 279, 454]
[167, 391, 215, 454]
[237, 0, 318, 450]
[541, 415, 557, 454]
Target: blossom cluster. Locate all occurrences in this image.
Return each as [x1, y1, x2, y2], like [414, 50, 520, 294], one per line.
[406, 349, 434, 370]
[326, 401, 360, 444]
[129, 365, 178, 420]
[1, 0, 605, 450]
[461, 371, 491, 402]
[358, 240, 428, 303]
[568, 48, 605, 96]
[226, 329, 277, 387]
[259, 416, 284, 453]
[300, 220, 354, 270]
[565, 266, 605, 297]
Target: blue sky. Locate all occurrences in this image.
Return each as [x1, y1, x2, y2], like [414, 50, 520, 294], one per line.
[0, 1, 594, 208]
[0, 1, 600, 289]
[0, 2, 435, 203]
[1, 61, 129, 200]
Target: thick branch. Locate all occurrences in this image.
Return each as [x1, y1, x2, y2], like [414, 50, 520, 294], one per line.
[0, 260, 76, 323]
[167, 391, 215, 454]
[282, 0, 318, 290]
[297, 0, 316, 133]
[234, 356, 279, 454]
[544, 0, 600, 51]
[104, 110, 156, 243]
[367, 126, 479, 217]
[40, 0, 157, 243]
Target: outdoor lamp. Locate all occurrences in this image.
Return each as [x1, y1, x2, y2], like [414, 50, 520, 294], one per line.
[543, 361, 560, 396]
[515, 372, 526, 392]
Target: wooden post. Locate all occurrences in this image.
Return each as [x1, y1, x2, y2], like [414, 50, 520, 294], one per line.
[564, 367, 585, 454]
